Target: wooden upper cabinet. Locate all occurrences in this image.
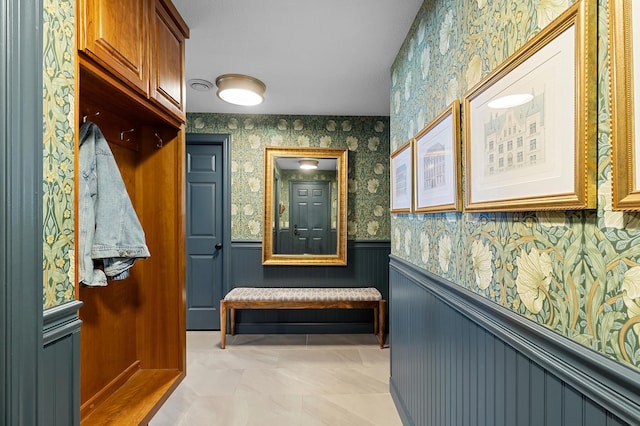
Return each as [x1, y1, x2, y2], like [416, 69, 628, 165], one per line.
[151, 0, 189, 120]
[78, 0, 189, 124]
[78, 0, 150, 96]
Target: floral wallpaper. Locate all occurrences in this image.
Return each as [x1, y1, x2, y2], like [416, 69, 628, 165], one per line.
[42, 0, 75, 308]
[186, 114, 390, 242]
[391, 0, 640, 371]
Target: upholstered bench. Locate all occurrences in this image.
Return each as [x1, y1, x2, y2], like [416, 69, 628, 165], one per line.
[220, 287, 386, 349]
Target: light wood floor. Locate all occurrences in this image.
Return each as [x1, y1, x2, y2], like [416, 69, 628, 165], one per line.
[150, 331, 401, 425]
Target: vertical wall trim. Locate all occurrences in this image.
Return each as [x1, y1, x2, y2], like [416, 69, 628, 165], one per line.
[1, 1, 7, 417]
[1, 0, 44, 424]
[389, 255, 640, 426]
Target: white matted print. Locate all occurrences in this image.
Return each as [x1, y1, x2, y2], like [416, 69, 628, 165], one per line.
[413, 101, 461, 213]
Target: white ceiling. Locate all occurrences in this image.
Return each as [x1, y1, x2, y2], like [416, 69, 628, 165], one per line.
[172, 0, 423, 116]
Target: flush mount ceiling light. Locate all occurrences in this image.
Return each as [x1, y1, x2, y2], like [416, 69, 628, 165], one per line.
[487, 93, 534, 109]
[298, 159, 319, 170]
[215, 74, 266, 106]
[188, 79, 214, 92]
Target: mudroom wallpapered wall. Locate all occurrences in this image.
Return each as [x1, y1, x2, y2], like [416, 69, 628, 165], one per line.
[390, 0, 640, 370]
[186, 114, 391, 242]
[42, 0, 75, 308]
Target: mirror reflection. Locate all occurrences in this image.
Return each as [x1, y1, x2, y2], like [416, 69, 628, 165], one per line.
[263, 147, 347, 266]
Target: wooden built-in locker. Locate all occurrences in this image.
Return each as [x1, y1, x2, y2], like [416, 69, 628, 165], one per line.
[76, 0, 188, 423]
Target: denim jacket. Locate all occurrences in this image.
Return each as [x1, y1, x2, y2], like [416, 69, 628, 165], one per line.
[78, 122, 150, 287]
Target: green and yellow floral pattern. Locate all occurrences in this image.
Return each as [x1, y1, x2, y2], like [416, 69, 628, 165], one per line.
[43, 0, 75, 308]
[391, 0, 640, 370]
[187, 114, 390, 242]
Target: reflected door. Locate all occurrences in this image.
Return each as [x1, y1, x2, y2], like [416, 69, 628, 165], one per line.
[186, 143, 223, 330]
[290, 181, 330, 254]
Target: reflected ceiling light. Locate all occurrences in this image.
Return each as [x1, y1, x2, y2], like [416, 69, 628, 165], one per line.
[215, 74, 266, 106]
[487, 93, 534, 109]
[299, 159, 319, 170]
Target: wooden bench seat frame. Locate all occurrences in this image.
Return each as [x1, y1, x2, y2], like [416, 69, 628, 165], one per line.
[220, 299, 386, 349]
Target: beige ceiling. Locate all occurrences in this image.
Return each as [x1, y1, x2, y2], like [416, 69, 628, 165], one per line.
[172, 0, 423, 116]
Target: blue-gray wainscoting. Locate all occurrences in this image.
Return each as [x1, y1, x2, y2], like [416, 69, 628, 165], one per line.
[389, 255, 640, 426]
[228, 240, 390, 334]
[39, 300, 83, 426]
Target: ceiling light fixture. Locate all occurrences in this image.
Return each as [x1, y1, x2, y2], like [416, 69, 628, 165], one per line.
[487, 93, 534, 109]
[298, 159, 319, 170]
[215, 74, 266, 106]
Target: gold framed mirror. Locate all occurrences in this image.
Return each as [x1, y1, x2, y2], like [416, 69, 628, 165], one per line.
[263, 147, 348, 266]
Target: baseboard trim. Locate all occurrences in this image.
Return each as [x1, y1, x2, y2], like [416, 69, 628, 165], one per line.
[390, 378, 414, 426]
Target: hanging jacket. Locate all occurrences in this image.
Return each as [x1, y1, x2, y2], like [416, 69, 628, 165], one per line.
[78, 122, 150, 287]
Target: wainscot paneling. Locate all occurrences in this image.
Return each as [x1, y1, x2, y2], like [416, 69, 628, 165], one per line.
[228, 240, 390, 334]
[39, 300, 83, 426]
[389, 255, 639, 426]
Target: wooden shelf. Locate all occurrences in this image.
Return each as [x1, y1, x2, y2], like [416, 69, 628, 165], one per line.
[81, 368, 184, 425]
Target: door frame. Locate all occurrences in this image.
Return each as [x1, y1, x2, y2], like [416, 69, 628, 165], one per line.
[1, 0, 44, 423]
[185, 133, 232, 314]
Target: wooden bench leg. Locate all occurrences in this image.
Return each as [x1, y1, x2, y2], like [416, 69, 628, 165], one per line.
[379, 300, 386, 349]
[220, 300, 227, 349]
[230, 308, 236, 335]
[374, 306, 379, 336]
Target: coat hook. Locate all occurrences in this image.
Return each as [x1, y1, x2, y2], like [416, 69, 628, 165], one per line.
[120, 128, 135, 142]
[154, 132, 163, 148]
[82, 111, 100, 123]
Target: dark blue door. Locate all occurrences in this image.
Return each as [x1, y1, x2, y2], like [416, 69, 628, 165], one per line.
[186, 143, 223, 329]
[290, 180, 331, 254]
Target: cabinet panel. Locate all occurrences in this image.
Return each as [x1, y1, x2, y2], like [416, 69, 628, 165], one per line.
[151, 0, 188, 120]
[79, 0, 149, 95]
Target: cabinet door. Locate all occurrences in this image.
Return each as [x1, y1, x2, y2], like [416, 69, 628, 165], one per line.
[79, 0, 149, 95]
[151, 1, 186, 121]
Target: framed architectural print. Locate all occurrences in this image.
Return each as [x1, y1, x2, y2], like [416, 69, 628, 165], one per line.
[462, 0, 596, 212]
[610, 0, 640, 210]
[390, 140, 413, 213]
[413, 100, 461, 213]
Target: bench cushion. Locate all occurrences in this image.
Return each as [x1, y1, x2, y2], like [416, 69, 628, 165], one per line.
[224, 287, 382, 302]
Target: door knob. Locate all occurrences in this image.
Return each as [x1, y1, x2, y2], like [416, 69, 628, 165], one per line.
[215, 243, 223, 250]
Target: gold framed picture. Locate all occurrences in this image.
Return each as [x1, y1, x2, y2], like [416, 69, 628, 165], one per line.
[610, 0, 640, 210]
[413, 100, 462, 213]
[463, 0, 596, 212]
[390, 140, 413, 213]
